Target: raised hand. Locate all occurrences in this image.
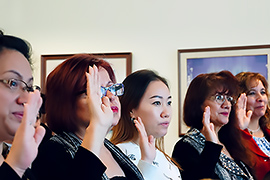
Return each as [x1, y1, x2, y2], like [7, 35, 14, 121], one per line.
[85, 65, 113, 129]
[82, 65, 113, 156]
[134, 117, 156, 164]
[5, 90, 45, 177]
[200, 106, 219, 143]
[235, 93, 252, 130]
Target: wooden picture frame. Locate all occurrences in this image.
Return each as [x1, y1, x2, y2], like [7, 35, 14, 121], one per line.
[178, 45, 270, 136]
[40, 52, 132, 92]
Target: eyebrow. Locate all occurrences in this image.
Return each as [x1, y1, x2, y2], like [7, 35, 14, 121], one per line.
[4, 70, 33, 83]
[150, 95, 172, 100]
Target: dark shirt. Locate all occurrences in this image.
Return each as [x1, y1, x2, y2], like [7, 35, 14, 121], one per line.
[31, 132, 143, 180]
[0, 162, 22, 180]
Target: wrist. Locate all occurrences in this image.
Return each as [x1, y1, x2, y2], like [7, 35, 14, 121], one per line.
[5, 159, 26, 178]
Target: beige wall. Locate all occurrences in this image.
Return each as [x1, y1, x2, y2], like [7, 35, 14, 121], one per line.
[1, 0, 270, 155]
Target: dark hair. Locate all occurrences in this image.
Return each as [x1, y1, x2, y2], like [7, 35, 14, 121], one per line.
[236, 72, 270, 140]
[110, 69, 181, 169]
[0, 30, 32, 66]
[45, 54, 116, 134]
[111, 69, 169, 145]
[184, 70, 253, 167]
[184, 70, 239, 129]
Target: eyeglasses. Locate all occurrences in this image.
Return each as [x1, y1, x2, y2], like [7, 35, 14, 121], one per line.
[101, 83, 124, 97]
[78, 83, 124, 97]
[210, 94, 236, 105]
[0, 78, 41, 93]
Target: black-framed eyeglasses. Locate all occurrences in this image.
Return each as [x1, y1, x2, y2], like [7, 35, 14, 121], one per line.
[77, 83, 124, 97]
[0, 78, 41, 93]
[210, 94, 236, 105]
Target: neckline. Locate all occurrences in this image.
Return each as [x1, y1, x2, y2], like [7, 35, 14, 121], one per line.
[247, 126, 261, 135]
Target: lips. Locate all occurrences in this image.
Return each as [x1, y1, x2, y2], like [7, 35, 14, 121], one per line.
[111, 106, 119, 113]
[160, 122, 170, 128]
[255, 105, 265, 109]
[13, 112, 24, 120]
[220, 112, 229, 116]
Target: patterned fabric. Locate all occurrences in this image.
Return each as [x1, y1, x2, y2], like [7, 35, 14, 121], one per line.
[104, 139, 144, 180]
[50, 132, 144, 180]
[253, 136, 270, 157]
[183, 128, 253, 180]
[2, 142, 11, 159]
[117, 141, 182, 180]
[50, 132, 82, 158]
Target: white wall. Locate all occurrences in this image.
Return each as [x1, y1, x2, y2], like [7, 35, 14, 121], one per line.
[1, 0, 270, 155]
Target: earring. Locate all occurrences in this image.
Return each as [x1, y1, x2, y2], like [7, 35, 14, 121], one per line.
[131, 117, 136, 122]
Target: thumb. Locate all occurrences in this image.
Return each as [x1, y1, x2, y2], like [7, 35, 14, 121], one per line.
[209, 122, 215, 131]
[148, 135, 155, 145]
[34, 126, 46, 145]
[247, 110, 253, 119]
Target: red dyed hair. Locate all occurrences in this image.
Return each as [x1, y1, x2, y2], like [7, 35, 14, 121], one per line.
[45, 54, 116, 134]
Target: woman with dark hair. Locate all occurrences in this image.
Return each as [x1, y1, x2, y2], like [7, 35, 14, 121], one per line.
[172, 70, 254, 180]
[236, 72, 270, 180]
[111, 69, 181, 180]
[0, 30, 45, 179]
[31, 54, 144, 180]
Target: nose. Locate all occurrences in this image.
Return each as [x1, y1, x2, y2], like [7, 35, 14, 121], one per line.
[256, 93, 263, 102]
[221, 98, 231, 109]
[161, 106, 171, 118]
[16, 90, 29, 106]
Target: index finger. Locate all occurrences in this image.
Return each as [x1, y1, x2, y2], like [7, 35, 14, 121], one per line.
[202, 106, 211, 126]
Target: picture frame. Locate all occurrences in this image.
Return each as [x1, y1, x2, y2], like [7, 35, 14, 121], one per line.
[41, 52, 132, 92]
[178, 45, 270, 136]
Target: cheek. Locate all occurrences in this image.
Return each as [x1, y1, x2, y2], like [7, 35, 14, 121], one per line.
[140, 110, 156, 126]
[263, 96, 268, 104]
[0, 91, 14, 118]
[246, 98, 255, 109]
[76, 100, 89, 120]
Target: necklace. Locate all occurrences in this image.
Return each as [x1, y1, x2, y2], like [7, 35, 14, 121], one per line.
[247, 126, 261, 135]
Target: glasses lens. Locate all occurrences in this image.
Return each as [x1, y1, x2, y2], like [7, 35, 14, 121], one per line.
[227, 96, 236, 105]
[100, 83, 124, 97]
[100, 87, 107, 97]
[215, 95, 224, 104]
[9, 79, 18, 89]
[114, 83, 124, 96]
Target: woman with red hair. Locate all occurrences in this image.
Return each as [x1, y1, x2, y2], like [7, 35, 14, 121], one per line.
[31, 54, 144, 180]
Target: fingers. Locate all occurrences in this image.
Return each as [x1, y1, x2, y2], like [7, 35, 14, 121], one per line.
[86, 65, 100, 97]
[134, 117, 147, 137]
[101, 96, 112, 113]
[237, 93, 247, 110]
[21, 90, 42, 127]
[202, 106, 210, 127]
[240, 93, 247, 110]
[102, 96, 110, 107]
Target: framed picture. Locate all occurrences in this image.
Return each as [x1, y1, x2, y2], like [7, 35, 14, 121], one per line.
[41, 52, 132, 92]
[178, 45, 270, 136]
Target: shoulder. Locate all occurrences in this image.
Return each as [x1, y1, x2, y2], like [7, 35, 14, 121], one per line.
[117, 142, 140, 154]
